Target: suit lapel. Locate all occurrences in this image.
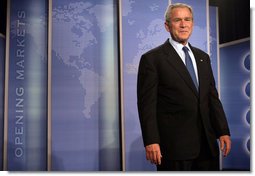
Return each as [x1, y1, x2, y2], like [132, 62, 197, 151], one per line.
[190, 45, 207, 98]
[162, 40, 198, 96]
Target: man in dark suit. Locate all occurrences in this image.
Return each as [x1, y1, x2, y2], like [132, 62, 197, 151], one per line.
[137, 3, 231, 171]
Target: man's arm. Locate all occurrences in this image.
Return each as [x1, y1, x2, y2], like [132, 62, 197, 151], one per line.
[137, 54, 160, 145]
[206, 54, 231, 156]
[137, 54, 162, 164]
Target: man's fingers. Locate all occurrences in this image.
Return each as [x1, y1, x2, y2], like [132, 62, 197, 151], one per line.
[219, 135, 231, 157]
[154, 150, 162, 165]
[220, 139, 227, 156]
[149, 151, 155, 163]
[149, 150, 158, 164]
[224, 139, 231, 156]
[146, 150, 155, 163]
[157, 151, 162, 165]
[146, 150, 161, 165]
[145, 144, 162, 165]
[152, 151, 157, 164]
[220, 139, 224, 151]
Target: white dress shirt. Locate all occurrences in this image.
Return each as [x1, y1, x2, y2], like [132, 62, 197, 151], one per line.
[168, 37, 199, 84]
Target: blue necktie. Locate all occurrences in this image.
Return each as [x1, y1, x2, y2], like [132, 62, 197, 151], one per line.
[182, 46, 198, 91]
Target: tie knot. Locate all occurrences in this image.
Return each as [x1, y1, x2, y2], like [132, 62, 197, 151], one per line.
[182, 46, 189, 53]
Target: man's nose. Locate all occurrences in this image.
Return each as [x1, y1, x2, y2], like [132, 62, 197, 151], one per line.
[180, 20, 186, 27]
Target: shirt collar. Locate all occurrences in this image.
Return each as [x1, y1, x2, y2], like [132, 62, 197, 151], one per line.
[169, 37, 191, 52]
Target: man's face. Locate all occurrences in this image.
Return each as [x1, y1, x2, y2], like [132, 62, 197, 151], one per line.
[165, 7, 193, 45]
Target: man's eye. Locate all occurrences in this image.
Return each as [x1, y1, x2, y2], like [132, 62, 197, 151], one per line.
[173, 18, 181, 22]
[172, 18, 192, 22]
[185, 18, 192, 21]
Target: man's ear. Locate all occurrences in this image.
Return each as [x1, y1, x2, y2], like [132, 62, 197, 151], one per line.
[164, 22, 170, 32]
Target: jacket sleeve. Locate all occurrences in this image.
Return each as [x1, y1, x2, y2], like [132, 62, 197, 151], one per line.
[137, 54, 160, 146]
[206, 55, 231, 138]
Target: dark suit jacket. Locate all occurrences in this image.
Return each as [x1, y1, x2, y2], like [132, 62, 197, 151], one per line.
[137, 39, 230, 160]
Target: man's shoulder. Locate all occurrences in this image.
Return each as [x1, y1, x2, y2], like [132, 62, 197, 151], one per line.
[142, 40, 169, 57]
[190, 45, 209, 57]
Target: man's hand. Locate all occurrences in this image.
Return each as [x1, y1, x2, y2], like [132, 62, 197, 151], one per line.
[219, 135, 231, 157]
[145, 143, 162, 165]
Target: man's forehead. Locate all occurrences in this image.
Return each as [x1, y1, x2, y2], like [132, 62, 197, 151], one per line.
[170, 8, 193, 17]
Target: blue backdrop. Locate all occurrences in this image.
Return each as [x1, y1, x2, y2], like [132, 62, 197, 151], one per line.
[220, 39, 250, 170]
[7, 0, 48, 170]
[209, 6, 219, 88]
[51, 0, 120, 171]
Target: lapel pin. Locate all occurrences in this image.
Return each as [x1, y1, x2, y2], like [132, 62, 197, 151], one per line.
[200, 59, 203, 62]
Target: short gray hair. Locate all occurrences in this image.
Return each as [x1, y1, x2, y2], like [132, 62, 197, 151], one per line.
[165, 3, 193, 22]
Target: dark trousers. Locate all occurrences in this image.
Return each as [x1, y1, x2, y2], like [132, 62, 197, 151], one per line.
[157, 134, 219, 171]
[157, 153, 219, 171]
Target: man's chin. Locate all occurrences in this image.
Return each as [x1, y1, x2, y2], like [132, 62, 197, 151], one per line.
[171, 36, 188, 44]
[177, 39, 188, 45]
